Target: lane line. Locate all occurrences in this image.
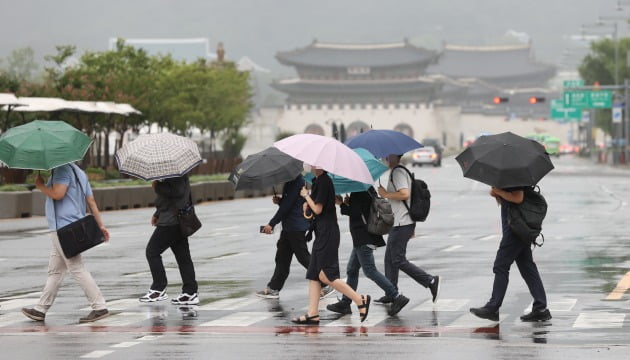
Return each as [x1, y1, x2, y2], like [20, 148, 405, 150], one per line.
[80, 350, 115, 358]
[606, 271, 630, 300]
[200, 312, 276, 327]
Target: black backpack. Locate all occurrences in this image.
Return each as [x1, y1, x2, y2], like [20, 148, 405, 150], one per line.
[390, 165, 431, 222]
[365, 188, 394, 235]
[507, 186, 547, 247]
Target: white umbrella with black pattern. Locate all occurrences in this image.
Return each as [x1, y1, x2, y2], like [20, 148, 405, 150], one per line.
[115, 133, 202, 181]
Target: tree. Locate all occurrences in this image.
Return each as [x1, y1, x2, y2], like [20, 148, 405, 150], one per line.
[3, 47, 38, 83]
[578, 37, 630, 135]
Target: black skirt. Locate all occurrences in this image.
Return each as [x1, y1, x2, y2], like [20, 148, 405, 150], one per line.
[305, 217, 341, 281]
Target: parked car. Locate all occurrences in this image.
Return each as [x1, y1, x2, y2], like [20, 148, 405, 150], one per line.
[421, 138, 443, 166]
[410, 146, 439, 167]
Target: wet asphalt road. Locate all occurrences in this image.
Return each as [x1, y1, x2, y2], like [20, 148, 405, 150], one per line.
[1, 155, 630, 359]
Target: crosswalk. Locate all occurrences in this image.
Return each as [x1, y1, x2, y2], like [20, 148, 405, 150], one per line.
[1, 294, 627, 333]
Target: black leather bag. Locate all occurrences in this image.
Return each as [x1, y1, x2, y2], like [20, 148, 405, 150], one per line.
[178, 200, 202, 237]
[53, 165, 105, 258]
[58, 214, 105, 258]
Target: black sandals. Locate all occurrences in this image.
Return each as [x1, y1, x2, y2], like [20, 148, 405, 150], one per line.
[358, 295, 371, 322]
[291, 314, 320, 325]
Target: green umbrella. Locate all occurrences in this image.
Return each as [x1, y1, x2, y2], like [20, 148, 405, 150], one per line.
[0, 120, 92, 170]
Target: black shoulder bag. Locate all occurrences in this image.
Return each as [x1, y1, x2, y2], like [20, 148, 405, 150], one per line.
[55, 166, 105, 258]
[178, 191, 202, 237]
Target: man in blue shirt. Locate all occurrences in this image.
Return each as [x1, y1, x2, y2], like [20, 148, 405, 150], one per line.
[22, 163, 110, 323]
[256, 174, 315, 299]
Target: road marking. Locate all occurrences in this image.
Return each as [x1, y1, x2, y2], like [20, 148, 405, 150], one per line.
[24, 229, 52, 234]
[81, 298, 140, 311]
[478, 235, 498, 241]
[201, 312, 275, 327]
[211, 252, 247, 260]
[442, 245, 463, 252]
[325, 309, 389, 328]
[606, 271, 630, 300]
[78, 311, 158, 327]
[0, 312, 29, 327]
[447, 313, 506, 328]
[199, 297, 262, 311]
[573, 312, 625, 328]
[0, 298, 39, 310]
[111, 341, 141, 348]
[523, 298, 577, 313]
[137, 335, 162, 341]
[0, 258, 6, 262]
[0, 292, 41, 301]
[80, 350, 115, 358]
[413, 299, 469, 312]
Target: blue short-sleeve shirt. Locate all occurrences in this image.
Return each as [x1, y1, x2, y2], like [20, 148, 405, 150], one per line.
[45, 163, 93, 230]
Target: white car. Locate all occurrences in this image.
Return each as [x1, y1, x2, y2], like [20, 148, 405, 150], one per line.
[410, 146, 439, 167]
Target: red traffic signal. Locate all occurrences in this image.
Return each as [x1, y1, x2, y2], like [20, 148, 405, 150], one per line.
[529, 97, 546, 104]
[493, 96, 509, 104]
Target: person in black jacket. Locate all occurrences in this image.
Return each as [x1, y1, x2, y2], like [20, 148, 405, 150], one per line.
[139, 175, 199, 305]
[256, 174, 313, 299]
[326, 188, 410, 317]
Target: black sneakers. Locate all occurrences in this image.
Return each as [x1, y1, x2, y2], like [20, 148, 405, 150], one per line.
[22, 307, 45, 321]
[326, 300, 352, 315]
[469, 307, 499, 321]
[429, 276, 441, 303]
[374, 295, 393, 304]
[388, 294, 410, 316]
[520, 309, 552, 322]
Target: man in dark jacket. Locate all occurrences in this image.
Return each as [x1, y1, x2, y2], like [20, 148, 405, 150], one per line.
[326, 188, 410, 316]
[256, 174, 314, 299]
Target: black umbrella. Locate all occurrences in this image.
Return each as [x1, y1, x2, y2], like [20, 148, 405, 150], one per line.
[455, 132, 554, 188]
[229, 147, 303, 191]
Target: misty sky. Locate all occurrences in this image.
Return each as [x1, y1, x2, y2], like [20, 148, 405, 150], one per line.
[0, 0, 627, 74]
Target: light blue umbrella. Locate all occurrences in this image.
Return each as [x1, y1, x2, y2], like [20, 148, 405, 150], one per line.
[345, 129, 423, 158]
[304, 148, 387, 195]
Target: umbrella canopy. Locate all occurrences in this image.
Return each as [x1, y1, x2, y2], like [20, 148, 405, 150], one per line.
[345, 129, 423, 158]
[0, 120, 92, 170]
[455, 132, 555, 188]
[274, 134, 373, 184]
[115, 133, 202, 181]
[304, 148, 388, 195]
[229, 147, 303, 190]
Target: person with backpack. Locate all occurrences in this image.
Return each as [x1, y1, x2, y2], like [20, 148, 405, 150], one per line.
[469, 186, 551, 322]
[377, 154, 441, 305]
[326, 188, 410, 317]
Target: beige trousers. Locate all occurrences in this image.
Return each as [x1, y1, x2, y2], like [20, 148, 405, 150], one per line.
[34, 233, 106, 313]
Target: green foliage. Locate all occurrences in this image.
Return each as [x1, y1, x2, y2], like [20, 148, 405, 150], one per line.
[578, 37, 630, 135]
[189, 174, 229, 183]
[221, 131, 247, 158]
[1, 47, 38, 83]
[105, 168, 121, 180]
[0, 184, 30, 192]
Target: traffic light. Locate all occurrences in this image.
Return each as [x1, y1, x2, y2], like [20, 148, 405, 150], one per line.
[493, 96, 509, 104]
[529, 97, 546, 104]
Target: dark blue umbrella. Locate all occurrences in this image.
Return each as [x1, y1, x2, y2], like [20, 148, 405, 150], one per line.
[345, 129, 422, 158]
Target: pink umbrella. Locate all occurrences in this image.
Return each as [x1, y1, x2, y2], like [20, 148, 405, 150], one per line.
[273, 134, 373, 184]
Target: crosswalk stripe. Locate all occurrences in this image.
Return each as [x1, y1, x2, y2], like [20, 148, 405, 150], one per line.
[81, 298, 140, 311]
[111, 341, 141, 348]
[0, 312, 29, 327]
[199, 297, 262, 311]
[413, 299, 469, 312]
[0, 292, 41, 301]
[442, 245, 463, 252]
[573, 312, 626, 328]
[325, 310, 389, 328]
[200, 311, 275, 326]
[78, 311, 159, 327]
[447, 313, 506, 328]
[80, 350, 115, 358]
[0, 298, 39, 310]
[523, 298, 577, 313]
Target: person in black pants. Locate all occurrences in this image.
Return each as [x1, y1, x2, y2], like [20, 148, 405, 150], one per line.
[139, 175, 199, 305]
[256, 174, 312, 299]
[470, 186, 551, 322]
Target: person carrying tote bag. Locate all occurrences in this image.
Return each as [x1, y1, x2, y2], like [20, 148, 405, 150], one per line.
[139, 174, 200, 306]
[22, 163, 111, 324]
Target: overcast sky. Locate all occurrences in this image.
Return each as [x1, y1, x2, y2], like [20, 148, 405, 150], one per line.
[0, 0, 627, 74]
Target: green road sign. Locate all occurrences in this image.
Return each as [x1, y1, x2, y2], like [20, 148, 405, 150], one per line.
[563, 90, 613, 108]
[550, 99, 581, 122]
[563, 80, 584, 88]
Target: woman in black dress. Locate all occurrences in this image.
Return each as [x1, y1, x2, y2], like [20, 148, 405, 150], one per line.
[291, 167, 371, 324]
